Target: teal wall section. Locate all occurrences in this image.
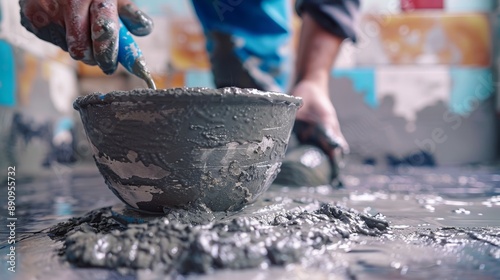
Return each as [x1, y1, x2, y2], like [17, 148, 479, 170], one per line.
[333, 68, 377, 108]
[449, 68, 493, 115]
[0, 40, 16, 107]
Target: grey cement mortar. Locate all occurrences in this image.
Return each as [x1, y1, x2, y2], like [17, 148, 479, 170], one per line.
[48, 199, 389, 275]
[73, 87, 302, 213]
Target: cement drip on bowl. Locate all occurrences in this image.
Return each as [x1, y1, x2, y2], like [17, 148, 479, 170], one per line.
[74, 87, 302, 212]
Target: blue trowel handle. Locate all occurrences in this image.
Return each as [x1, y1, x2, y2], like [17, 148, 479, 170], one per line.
[116, 20, 156, 89]
[117, 19, 142, 74]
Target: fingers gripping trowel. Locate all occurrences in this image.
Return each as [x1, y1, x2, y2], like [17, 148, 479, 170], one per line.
[117, 19, 156, 89]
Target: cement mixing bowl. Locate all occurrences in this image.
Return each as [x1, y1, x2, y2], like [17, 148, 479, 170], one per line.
[74, 87, 302, 213]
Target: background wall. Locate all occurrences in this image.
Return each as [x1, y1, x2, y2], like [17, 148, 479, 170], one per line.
[0, 0, 79, 180]
[331, 0, 499, 166]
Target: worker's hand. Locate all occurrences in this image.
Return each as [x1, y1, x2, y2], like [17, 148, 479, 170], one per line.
[291, 79, 349, 163]
[19, 0, 153, 74]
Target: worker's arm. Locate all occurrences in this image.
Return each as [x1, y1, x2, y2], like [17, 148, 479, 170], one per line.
[19, 0, 153, 74]
[292, 0, 359, 160]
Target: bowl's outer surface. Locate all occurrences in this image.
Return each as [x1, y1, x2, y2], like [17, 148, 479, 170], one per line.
[74, 87, 302, 212]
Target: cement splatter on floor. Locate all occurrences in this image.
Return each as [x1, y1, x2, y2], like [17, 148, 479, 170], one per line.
[48, 200, 389, 275]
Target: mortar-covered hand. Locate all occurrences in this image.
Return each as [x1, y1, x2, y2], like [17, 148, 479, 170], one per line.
[19, 0, 153, 74]
[291, 79, 349, 164]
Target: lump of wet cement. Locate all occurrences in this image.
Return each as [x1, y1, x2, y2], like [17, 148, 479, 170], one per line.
[49, 201, 389, 275]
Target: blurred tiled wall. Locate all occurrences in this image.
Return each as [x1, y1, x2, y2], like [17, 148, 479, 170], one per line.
[332, 0, 498, 166]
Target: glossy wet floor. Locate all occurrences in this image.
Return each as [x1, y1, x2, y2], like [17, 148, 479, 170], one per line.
[1, 164, 499, 279]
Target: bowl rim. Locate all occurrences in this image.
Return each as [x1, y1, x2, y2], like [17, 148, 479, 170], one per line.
[74, 87, 302, 110]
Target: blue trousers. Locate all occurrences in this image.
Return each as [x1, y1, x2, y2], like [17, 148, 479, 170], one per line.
[191, 0, 359, 92]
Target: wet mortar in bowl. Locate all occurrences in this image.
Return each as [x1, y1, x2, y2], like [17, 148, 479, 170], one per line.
[73, 87, 302, 213]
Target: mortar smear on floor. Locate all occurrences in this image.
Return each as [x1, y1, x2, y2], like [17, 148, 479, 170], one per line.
[48, 198, 389, 275]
